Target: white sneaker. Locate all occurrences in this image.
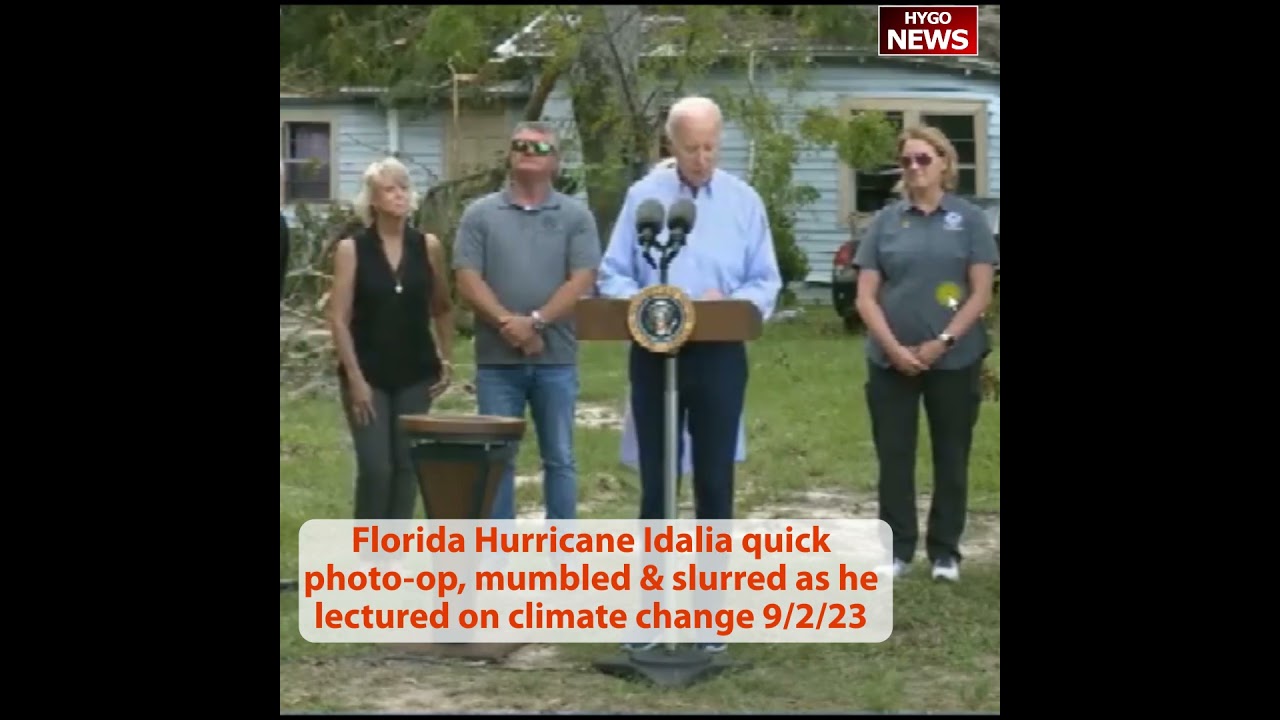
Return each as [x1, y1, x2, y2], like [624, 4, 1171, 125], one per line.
[931, 557, 960, 582]
[877, 558, 910, 579]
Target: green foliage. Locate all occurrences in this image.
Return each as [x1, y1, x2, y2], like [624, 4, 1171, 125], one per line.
[284, 202, 362, 312]
[799, 108, 898, 172]
[282, 4, 887, 299]
[279, 5, 534, 99]
[790, 5, 880, 46]
[719, 90, 819, 306]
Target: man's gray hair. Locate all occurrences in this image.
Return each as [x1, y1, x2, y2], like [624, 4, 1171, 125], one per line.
[511, 121, 559, 146]
[664, 96, 723, 140]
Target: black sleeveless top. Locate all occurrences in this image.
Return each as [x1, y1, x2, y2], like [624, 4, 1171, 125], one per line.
[342, 225, 442, 391]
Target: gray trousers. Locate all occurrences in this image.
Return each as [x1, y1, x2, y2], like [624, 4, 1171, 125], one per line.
[340, 378, 433, 520]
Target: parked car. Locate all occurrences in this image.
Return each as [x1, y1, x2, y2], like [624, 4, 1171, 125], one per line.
[832, 195, 1000, 332]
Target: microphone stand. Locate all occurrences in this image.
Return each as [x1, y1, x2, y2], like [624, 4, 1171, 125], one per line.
[596, 216, 744, 687]
[638, 231, 685, 549]
[601, 227, 742, 686]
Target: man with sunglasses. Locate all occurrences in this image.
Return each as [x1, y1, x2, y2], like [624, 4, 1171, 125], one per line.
[453, 122, 602, 523]
[598, 96, 782, 655]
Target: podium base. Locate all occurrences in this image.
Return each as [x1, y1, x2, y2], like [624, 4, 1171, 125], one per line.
[593, 646, 746, 688]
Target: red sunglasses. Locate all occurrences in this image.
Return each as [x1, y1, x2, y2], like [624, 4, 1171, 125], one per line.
[899, 153, 936, 169]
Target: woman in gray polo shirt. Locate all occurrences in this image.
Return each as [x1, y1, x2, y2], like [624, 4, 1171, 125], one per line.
[853, 125, 999, 583]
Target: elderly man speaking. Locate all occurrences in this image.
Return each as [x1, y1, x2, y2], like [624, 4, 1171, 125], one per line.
[598, 96, 782, 523]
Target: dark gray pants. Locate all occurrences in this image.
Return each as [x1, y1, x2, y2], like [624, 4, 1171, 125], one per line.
[865, 361, 983, 564]
[340, 378, 433, 520]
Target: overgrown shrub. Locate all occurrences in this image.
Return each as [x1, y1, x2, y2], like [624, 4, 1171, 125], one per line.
[284, 201, 362, 314]
[720, 92, 820, 308]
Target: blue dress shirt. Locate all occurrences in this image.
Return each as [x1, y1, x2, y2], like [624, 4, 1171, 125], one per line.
[597, 167, 782, 321]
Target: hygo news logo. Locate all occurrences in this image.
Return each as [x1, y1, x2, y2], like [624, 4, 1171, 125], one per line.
[878, 6, 979, 57]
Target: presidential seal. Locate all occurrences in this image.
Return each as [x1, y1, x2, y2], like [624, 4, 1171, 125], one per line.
[627, 284, 696, 354]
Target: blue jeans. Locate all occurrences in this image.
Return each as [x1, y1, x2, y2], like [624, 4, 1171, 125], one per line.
[475, 364, 579, 520]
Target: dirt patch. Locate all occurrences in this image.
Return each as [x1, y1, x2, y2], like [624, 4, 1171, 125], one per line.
[514, 486, 998, 561]
[281, 653, 580, 713]
[576, 403, 623, 429]
[366, 678, 473, 713]
[502, 644, 577, 671]
[429, 389, 621, 430]
[516, 487, 998, 561]
[746, 490, 1000, 562]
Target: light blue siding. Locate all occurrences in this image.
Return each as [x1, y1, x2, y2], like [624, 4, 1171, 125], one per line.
[281, 99, 474, 223]
[396, 107, 448, 193]
[539, 59, 999, 284]
[281, 58, 999, 287]
[280, 99, 388, 225]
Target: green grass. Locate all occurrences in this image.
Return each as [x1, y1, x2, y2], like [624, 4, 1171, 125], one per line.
[279, 307, 1000, 712]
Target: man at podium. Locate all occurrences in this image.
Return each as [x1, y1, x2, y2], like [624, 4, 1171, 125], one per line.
[597, 96, 781, 523]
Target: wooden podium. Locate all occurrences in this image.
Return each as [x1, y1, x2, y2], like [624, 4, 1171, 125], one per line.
[576, 297, 763, 347]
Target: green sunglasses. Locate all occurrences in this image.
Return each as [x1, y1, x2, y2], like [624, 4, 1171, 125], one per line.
[511, 139, 556, 156]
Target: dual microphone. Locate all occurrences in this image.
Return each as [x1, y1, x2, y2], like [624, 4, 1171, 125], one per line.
[633, 198, 696, 267]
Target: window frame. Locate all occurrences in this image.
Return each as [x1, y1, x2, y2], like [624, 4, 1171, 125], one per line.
[280, 110, 340, 205]
[836, 97, 989, 226]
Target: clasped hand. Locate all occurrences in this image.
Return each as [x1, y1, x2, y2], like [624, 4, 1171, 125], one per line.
[499, 315, 543, 356]
[889, 339, 948, 377]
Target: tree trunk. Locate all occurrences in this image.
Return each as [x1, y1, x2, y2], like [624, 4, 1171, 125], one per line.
[568, 5, 647, 244]
[521, 67, 562, 122]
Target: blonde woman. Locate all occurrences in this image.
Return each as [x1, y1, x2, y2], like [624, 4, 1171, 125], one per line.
[327, 158, 455, 520]
[853, 126, 999, 582]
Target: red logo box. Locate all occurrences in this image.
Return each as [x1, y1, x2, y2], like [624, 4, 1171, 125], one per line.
[878, 6, 980, 57]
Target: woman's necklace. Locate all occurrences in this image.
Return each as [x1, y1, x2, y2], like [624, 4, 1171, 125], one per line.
[380, 230, 406, 294]
[387, 244, 404, 294]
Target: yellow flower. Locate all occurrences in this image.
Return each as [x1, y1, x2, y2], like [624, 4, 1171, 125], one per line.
[935, 281, 963, 308]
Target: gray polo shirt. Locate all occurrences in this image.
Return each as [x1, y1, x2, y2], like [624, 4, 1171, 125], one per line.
[452, 189, 602, 365]
[853, 194, 1000, 371]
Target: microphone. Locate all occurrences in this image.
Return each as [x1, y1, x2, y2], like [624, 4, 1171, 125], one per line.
[666, 198, 696, 251]
[634, 198, 666, 269]
[635, 198, 665, 246]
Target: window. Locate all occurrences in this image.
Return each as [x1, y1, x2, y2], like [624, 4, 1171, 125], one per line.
[920, 112, 978, 196]
[837, 98, 989, 225]
[281, 120, 333, 202]
[852, 110, 904, 214]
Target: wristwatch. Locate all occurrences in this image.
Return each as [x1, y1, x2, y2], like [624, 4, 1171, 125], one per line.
[939, 333, 956, 348]
[531, 310, 547, 333]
